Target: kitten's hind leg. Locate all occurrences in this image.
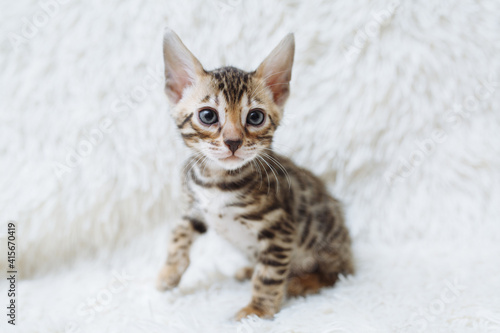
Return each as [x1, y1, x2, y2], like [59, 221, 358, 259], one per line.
[287, 272, 326, 297]
[287, 236, 354, 297]
[286, 266, 343, 297]
[288, 233, 354, 297]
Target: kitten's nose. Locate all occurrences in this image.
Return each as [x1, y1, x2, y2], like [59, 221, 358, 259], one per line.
[224, 139, 242, 154]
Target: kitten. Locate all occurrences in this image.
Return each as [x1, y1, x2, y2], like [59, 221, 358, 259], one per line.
[157, 29, 354, 320]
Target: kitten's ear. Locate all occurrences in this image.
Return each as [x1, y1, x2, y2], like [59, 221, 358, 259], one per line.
[163, 29, 204, 104]
[256, 33, 295, 107]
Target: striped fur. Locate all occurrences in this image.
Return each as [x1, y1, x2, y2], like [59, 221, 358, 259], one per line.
[157, 30, 354, 320]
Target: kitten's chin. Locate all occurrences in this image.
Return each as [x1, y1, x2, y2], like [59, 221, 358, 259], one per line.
[215, 156, 250, 171]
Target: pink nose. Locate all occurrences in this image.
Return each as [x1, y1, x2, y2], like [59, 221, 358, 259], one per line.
[224, 139, 242, 154]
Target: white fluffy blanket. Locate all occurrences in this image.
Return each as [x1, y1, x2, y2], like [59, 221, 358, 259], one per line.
[1, 0, 500, 332]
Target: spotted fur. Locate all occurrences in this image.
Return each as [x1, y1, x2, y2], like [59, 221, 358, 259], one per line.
[157, 30, 354, 320]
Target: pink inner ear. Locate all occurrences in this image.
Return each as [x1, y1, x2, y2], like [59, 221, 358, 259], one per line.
[166, 73, 190, 103]
[165, 66, 195, 103]
[265, 72, 290, 106]
[163, 30, 203, 104]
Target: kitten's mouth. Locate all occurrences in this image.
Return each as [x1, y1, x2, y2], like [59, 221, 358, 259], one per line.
[220, 155, 243, 162]
[213, 152, 255, 170]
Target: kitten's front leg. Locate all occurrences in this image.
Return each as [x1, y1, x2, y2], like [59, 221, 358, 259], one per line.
[156, 217, 207, 291]
[236, 213, 295, 320]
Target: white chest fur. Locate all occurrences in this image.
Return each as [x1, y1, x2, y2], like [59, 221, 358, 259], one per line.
[193, 185, 259, 259]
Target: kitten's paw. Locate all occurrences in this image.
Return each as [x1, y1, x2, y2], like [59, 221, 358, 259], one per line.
[235, 304, 274, 320]
[235, 266, 254, 282]
[156, 265, 182, 291]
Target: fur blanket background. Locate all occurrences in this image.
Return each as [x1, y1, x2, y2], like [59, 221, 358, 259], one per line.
[1, 0, 499, 332]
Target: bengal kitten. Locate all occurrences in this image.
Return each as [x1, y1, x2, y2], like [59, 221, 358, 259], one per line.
[157, 29, 354, 320]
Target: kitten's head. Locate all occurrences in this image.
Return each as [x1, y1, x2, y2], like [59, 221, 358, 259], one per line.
[162, 29, 294, 170]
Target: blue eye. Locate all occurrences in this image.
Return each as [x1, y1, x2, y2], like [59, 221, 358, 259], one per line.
[199, 109, 218, 125]
[247, 110, 265, 126]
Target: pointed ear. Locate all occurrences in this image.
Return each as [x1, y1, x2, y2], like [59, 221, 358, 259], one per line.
[163, 29, 204, 104]
[256, 33, 295, 107]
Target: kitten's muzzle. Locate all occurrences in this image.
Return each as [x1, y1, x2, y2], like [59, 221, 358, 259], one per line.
[224, 139, 243, 154]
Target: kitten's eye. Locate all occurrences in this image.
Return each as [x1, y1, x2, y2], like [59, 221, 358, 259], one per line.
[247, 109, 265, 126]
[199, 109, 218, 125]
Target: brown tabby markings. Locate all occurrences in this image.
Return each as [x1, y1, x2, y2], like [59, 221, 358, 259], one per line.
[209, 67, 252, 106]
[157, 30, 354, 321]
[159, 150, 354, 319]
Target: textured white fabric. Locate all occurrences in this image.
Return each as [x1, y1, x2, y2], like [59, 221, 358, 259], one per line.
[1, 0, 499, 332]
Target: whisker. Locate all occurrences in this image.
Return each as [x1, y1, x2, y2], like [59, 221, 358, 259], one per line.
[184, 154, 204, 184]
[258, 155, 280, 194]
[253, 158, 263, 190]
[256, 156, 271, 195]
[181, 152, 203, 176]
[200, 152, 215, 177]
[182, 148, 213, 184]
[261, 152, 291, 190]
